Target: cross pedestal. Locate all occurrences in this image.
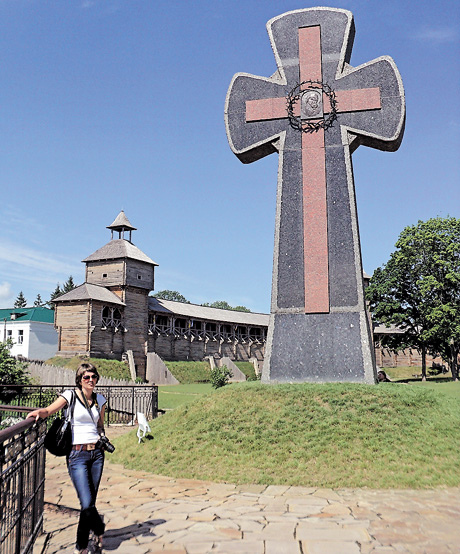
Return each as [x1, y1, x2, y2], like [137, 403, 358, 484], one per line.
[225, 8, 405, 383]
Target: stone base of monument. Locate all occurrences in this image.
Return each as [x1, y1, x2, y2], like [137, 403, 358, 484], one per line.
[262, 312, 376, 384]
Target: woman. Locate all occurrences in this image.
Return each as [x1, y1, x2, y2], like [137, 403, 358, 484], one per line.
[28, 362, 107, 554]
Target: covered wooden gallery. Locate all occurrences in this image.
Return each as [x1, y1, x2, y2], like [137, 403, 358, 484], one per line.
[148, 297, 268, 362]
[53, 211, 268, 379]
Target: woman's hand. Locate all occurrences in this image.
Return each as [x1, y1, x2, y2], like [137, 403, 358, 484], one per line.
[27, 396, 67, 421]
[27, 408, 48, 421]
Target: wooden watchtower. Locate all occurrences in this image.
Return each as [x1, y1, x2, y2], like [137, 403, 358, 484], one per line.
[54, 211, 158, 378]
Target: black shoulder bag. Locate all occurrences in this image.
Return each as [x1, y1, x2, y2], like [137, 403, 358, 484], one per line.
[44, 390, 76, 457]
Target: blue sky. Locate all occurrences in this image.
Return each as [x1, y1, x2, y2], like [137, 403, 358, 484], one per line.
[0, 0, 459, 314]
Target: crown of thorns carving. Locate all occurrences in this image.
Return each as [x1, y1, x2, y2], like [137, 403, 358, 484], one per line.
[286, 81, 337, 133]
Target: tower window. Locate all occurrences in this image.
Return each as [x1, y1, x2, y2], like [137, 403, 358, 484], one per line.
[102, 273, 108, 278]
[137, 274, 142, 280]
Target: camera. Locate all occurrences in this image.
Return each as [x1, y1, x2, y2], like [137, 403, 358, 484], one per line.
[97, 435, 115, 453]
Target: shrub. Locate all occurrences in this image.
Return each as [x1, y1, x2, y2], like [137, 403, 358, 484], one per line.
[210, 365, 233, 389]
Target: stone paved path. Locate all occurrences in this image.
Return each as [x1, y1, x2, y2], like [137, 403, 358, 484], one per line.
[34, 427, 459, 554]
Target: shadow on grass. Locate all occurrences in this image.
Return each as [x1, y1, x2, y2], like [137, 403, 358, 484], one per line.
[394, 377, 455, 383]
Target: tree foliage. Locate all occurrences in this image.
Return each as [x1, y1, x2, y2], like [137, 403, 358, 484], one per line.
[0, 341, 31, 400]
[34, 293, 43, 307]
[62, 275, 77, 293]
[14, 291, 27, 308]
[48, 283, 63, 309]
[153, 290, 190, 303]
[367, 217, 460, 380]
[201, 300, 251, 312]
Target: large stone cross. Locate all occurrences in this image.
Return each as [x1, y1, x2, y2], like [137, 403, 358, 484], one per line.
[225, 7, 405, 383]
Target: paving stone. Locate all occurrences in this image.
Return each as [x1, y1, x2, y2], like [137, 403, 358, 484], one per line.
[296, 526, 371, 542]
[301, 540, 361, 554]
[154, 519, 194, 533]
[320, 503, 352, 516]
[312, 489, 343, 502]
[265, 539, 302, 553]
[187, 522, 216, 534]
[212, 540, 265, 553]
[183, 542, 215, 553]
[263, 485, 291, 496]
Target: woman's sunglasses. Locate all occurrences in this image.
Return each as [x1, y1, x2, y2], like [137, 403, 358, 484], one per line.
[82, 375, 98, 381]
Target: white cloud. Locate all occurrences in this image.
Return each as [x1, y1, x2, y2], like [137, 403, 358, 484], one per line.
[413, 26, 459, 43]
[0, 282, 14, 304]
[0, 241, 83, 296]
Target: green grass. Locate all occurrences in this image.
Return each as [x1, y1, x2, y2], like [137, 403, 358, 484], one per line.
[164, 361, 211, 383]
[233, 361, 258, 380]
[158, 384, 213, 410]
[46, 356, 131, 381]
[111, 381, 460, 489]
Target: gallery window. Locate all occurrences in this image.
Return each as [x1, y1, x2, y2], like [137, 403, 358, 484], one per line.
[101, 306, 122, 328]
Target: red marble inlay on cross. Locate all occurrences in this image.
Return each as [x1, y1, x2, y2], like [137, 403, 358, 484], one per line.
[244, 25, 381, 314]
[299, 26, 328, 313]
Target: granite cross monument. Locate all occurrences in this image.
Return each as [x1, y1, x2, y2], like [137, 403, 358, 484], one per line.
[225, 7, 405, 383]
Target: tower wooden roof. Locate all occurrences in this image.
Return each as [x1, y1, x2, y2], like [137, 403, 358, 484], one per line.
[83, 239, 158, 266]
[107, 210, 137, 232]
[53, 283, 126, 305]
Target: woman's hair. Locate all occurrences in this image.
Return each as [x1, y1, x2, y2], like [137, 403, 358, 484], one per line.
[75, 362, 100, 389]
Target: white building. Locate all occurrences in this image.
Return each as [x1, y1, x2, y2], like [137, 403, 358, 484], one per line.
[1, 307, 58, 361]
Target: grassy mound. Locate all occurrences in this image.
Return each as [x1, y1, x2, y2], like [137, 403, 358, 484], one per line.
[110, 382, 460, 489]
[164, 361, 211, 383]
[234, 361, 258, 380]
[46, 356, 131, 381]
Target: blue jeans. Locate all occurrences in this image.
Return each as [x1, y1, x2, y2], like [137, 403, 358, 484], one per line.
[67, 447, 105, 549]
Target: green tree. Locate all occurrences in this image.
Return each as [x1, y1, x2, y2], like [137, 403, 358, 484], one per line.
[0, 341, 30, 401]
[367, 217, 460, 381]
[14, 291, 27, 308]
[34, 293, 43, 307]
[201, 301, 251, 312]
[153, 290, 190, 303]
[62, 275, 77, 293]
[233, 305, 251, 313]
[48, 283, 63, 309]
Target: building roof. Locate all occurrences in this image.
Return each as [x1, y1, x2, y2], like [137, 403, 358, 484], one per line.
[53, 283, 125, 306]
[149, 297, 270, 327]
[0, 306, 55, 324]
[373, 324, 405, 335]
[82, 239, 158, 266]
[107, 210, 137, 231]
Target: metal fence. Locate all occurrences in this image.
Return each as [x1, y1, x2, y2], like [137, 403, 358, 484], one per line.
[0, 408, 46, 554]
[0, 385, 158, 425]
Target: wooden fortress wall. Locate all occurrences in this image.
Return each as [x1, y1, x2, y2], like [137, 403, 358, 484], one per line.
[148, 333, 265, 362]
[374, 345, 444, 368]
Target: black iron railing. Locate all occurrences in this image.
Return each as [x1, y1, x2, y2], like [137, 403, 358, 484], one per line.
[0, 408, 46, 554]
[0, 385, 158, 425]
